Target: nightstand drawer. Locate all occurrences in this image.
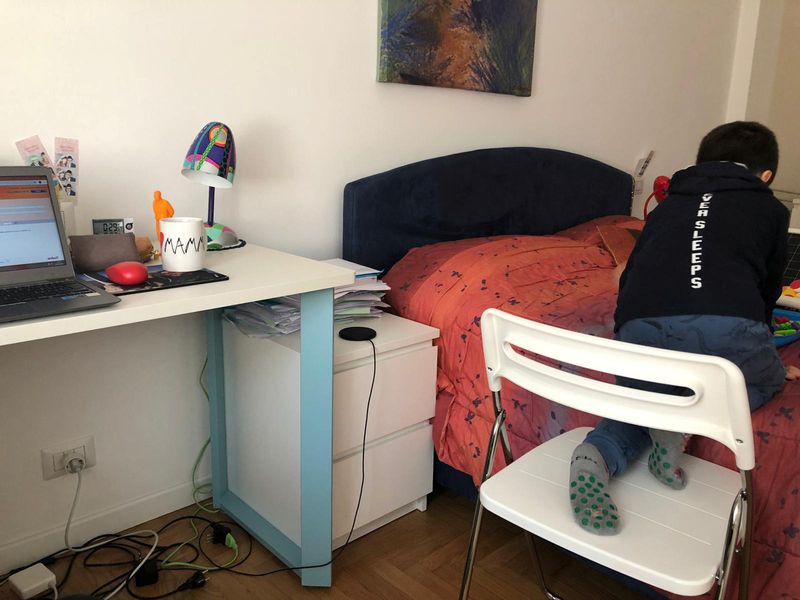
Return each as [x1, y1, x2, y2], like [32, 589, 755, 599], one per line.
[332, 423, 433, 542]
[333, 345, 436, 455]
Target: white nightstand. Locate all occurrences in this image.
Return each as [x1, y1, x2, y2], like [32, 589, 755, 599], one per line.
[222, 313, 439, 548]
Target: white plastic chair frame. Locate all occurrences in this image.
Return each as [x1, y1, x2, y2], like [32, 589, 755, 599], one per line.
[460, 309, 754, 600]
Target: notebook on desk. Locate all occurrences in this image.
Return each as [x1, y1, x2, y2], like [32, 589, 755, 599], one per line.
[0, 166, 119, 323]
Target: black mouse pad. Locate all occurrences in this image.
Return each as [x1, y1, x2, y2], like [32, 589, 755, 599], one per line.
[79, 265, 228, 296]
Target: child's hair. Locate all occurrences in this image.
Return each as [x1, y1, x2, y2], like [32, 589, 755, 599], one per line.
[696, 121, 779, 180]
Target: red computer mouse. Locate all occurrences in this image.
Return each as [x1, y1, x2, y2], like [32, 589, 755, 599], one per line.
[106, 261, 148, 285]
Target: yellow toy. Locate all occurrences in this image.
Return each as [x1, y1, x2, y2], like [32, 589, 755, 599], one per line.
[152, 190, 174, 241]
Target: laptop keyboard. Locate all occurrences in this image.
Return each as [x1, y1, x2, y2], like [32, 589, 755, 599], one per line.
[0, 281, 92, 307]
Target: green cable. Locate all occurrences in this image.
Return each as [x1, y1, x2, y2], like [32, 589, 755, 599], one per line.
[165, 352, 241, 574]
[162, 358, 219, 569]
[161, 358, 244, 572]
[160, 509, 203, 567]
[162, 529, 239, 572]
[192, 438, 216, 514]
[194, 358, 218, 514]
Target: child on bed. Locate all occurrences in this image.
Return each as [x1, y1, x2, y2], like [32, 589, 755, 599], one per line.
[568, 121, 800, 535]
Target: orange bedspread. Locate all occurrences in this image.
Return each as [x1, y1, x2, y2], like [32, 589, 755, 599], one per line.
[383, 215, 800, 599]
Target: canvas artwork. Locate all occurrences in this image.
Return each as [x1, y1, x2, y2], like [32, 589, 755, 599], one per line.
[378, 0, 538, 97]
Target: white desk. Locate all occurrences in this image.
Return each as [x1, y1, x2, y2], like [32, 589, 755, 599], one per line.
[0, 245, 353, 587]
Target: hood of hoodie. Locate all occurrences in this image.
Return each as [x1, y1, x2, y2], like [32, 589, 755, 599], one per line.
[668, 161, 772, 197]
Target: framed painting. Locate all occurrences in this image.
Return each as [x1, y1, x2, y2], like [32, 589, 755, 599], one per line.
[378, 0, 538, 97]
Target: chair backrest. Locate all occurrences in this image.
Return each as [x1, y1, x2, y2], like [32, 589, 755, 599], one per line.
[480, 309, 755, 470]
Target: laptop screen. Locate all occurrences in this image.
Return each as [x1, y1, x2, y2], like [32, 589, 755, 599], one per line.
[0, 174, 66, 273]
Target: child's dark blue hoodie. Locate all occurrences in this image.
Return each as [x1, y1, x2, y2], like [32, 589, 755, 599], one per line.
[615, 161, 789, 331]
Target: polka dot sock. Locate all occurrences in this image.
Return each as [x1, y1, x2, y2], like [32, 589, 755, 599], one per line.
[568, 442, 620, 535]
[647, 429, 688, 490]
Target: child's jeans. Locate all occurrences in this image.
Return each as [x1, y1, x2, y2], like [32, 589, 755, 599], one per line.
[585, 314, 785, 477]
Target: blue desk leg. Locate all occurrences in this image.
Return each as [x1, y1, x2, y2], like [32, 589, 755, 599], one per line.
[206, 309, 304, 570]
[299, 288, 334, 586]
[206, 293, 334, 588]
[206, 309, 228, 506]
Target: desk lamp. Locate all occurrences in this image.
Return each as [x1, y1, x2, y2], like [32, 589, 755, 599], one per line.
[181, 121, 244, 250]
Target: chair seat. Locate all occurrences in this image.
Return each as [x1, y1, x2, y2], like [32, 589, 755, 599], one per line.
[480, 427, 742, 596]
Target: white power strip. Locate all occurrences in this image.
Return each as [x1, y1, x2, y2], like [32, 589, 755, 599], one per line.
[8, 563, 57, 599]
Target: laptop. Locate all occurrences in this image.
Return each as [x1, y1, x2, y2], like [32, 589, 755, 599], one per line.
[0, 166, 120, 323]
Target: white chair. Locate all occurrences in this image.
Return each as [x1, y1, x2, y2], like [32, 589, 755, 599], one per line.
[460, 309, 754, 600]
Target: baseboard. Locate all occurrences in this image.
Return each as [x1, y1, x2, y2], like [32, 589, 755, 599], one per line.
[332, 496, 427, 549]
[0, 477, 211, 575]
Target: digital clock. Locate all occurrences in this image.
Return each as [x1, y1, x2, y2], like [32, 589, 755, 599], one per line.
[92, 218, 135, 235]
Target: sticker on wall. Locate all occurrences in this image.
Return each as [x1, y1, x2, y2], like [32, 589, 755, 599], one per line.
[54, 137, 79, 200]
[14, 135, 79, 201]
[15, 135, 65, 197]
[378, 0, 538, 97]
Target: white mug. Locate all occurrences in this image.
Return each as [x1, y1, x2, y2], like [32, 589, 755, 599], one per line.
[159, 217, 206, 272]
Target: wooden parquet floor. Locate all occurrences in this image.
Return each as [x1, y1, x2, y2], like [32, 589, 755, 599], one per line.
[0, 489, 647, 599]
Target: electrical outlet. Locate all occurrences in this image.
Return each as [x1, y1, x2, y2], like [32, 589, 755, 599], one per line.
[41, 435, 96, 480]
[633, 179, 644, 197]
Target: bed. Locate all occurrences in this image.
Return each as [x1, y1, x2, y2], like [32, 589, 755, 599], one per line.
[342, 147, 800, 599]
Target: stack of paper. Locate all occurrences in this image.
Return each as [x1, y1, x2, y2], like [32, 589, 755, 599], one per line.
[223, 258, 390, 338]
[222, 299, 303, 337]
[324, 258, 390, 320]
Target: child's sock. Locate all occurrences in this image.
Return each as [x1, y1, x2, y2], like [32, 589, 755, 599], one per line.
[569, 443, 620, 535]
[647, 429, 687, 489]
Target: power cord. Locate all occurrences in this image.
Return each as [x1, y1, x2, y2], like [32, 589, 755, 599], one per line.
[159, 521, 238, 573]
[193, 358, 217, 514]
[61, 451, 159, 599]
[1, 338, 378, 597]
[198, 335, 378, 577]
[63, 453, 87, 552]
[338, 338, 377, 553]
[143, 336, 378, 583]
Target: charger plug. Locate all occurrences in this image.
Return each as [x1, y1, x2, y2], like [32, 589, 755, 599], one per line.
[133, 559, 159, 587]
[8, 563, 56, 600]
[225, 532, 237, 550]
[209, 523, 231, 545]
[63, 450, 86, 474]
[178, 571, 207, 591]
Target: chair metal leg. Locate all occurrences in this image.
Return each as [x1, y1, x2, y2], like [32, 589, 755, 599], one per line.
[490, 390, 514, 465]
[737, 471, 753, 600]
[460, 500, 485, 600]
[524, 532, 563, 600]
[715, 470, 752, 600]
[715, 491, 743, 600]
[460, 408, 508, 600]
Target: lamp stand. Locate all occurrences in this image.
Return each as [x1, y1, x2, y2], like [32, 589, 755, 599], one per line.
[201, 187, 243, 250]
[207, 186, 216, 226]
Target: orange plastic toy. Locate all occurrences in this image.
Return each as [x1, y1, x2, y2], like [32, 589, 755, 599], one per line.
[152, 190, 174, 240]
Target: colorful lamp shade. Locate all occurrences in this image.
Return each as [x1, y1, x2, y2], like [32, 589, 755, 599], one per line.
[182, 122, 236, 188]
[181, 122, 242, 250]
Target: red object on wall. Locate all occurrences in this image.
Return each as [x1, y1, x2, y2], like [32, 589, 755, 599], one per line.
[644, 175, 671, 219]
[653, 175, 670, 202]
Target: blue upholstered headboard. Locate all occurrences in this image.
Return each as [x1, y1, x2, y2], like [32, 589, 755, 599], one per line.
[343, 147, 633, 272]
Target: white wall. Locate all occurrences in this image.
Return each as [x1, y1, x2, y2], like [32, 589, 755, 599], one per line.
[733, 0, 800, 196]
[0, 0, 740, 572]
[766, 1, 800, 194]
[0, 317, 208, 571]
[727, 0, 763, 120]
[754, 0, 800, 197]
[746, 0, 785, 122]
